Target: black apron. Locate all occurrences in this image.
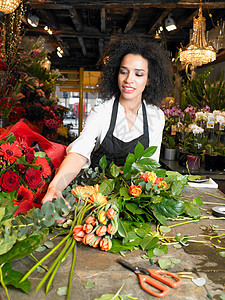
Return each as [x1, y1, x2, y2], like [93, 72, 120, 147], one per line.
[90, 99, 149, 168]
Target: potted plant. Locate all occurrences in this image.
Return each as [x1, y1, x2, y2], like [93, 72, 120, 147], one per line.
[162, 133, 177, 160]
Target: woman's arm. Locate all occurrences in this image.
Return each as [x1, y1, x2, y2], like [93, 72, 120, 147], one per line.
[42, 152, 87, 203]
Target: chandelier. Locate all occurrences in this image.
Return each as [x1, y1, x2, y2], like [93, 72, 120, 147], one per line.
[180, 3, 216, 67]
[0, 0, 21, 15]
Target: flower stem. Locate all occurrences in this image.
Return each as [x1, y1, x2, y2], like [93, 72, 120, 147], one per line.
[30, 254, 49, 272]
[20, 234, 70, 283]
[0, 264, 10, 300]
[67, 239, 76, 300]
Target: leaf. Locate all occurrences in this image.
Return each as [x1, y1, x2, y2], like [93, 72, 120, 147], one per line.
[219, 251, 225, 257]
[125, 203, 145, 215]
[99, 179, 115, 195]
[110, 164, 120, 178]
[0, 207, 5, 222]
[184, 202, 201, 219]
[193, 197, 203, 207]
[158, 258, 171, 269]
[152, 211, 167, 226]
[143, 146, 157, 158]
[84, 281, 96, 289]
[57, 286, 68, 296]
[99, 155, 107, 170]
[2, 263, 31, 294]
[159, 226, 171, 233]
[171, 258, 181, 264]
[134, 142, 144, 159]
[140, 236, 159, 251]
[117, 218, 127, 238]
[109, 239, 138, 253]
[0, 228, 49, 264]
[44, 241, 54, 249]
[41, 201, 54, 216]
[153, 248, 165, 257]
[132, 158, 160, 172]
[152, 199, 185, 218]
[0, 230, 17, 255]
[94, 294, 121, 300]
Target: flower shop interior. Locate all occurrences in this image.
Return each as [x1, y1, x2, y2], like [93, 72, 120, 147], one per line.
[1, 1, 225, 300]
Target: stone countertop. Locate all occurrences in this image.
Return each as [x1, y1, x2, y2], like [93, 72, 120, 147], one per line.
[2, 186, 225, 300]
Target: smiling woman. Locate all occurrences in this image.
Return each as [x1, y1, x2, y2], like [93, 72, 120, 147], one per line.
[42, 37, 173, 204]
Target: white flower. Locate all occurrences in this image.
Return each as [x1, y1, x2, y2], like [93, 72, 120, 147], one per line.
[216, 115, 225, 125]
[207, 113, 214, 122]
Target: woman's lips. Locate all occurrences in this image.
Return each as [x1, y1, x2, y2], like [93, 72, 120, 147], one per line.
[122, 86, 135, 93]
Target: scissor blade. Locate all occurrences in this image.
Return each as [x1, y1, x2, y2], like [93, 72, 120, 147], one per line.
[116, 258, 137, 272]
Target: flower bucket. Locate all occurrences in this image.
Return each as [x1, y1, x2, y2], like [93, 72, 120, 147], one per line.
[164, 148, 176, 161]
[205, 154, 217, 172]
[187, 155, 200, 171]
[217, 155, 225, 172]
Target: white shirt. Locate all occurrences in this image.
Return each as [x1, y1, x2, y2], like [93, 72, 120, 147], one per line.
[67, 99, 165, 167]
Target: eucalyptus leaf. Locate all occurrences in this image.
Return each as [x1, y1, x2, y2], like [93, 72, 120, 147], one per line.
[159, 226, 171, 233]
[57, 286, 68, 296]
[219, 251, 225, 257]
[158, 258, 171, 269]
[94, 294, 121, 300]
[44, 240, 54, 249]
[84, 281, 96, 289]
[41, 201, 54, 216]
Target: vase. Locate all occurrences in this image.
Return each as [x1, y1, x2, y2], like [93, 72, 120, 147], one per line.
[217, 155, 225, 172]
[187, 155, 200, 171]
[205, 154, 217, 172]
[178, 151, 187, 167]
[164, 148, 176, 160]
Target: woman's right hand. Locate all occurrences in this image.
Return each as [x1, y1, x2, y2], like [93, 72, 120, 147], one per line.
[41, 186, 62, 204]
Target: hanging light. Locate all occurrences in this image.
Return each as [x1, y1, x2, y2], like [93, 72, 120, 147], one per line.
[165, 13, 177, 31]
[27, 12, 39, 27]
[180, 1, 216, 67]
[0, 0, 21, 15]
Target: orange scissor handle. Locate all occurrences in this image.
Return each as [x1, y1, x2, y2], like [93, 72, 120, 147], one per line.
[147, 269, 182, 288]
[138, 274, 170, 297]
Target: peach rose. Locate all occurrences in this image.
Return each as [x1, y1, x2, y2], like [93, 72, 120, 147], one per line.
[83, 224, 93, 233]
[100, 238, 112, 251]
[140, 172, 157, 183]
[91, 237, 102, 248]
[154, 177, 167, 187]
[128, 185, 142, 197]
[73, 225, 85, 241]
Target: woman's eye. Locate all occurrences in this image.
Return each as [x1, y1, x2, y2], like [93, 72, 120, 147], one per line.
[119, 70, 127, 74]
[136, 73, 143, 77]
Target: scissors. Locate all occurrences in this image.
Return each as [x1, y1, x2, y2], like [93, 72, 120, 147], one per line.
[117, 258, 182, 297]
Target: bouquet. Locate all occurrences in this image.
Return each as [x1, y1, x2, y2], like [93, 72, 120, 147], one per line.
[0, 133, 52, 216]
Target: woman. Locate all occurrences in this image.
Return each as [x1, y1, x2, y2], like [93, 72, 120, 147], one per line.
[42, 37, 172, 203]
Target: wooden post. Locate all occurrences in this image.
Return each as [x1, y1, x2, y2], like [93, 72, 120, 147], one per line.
[79, 67, 84, 134]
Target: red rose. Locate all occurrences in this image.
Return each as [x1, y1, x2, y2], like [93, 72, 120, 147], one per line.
[25, 150, 35, 163]
[18, 163, 27, 173]
[0, 169, 21, 192]
[25, 168, 42, 189]
[0, 60, 8, 71]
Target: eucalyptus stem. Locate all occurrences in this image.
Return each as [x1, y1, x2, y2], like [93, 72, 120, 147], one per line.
[199, 233, 225, 239]
[20, 234, 70, 283]
[169, 219, 200, 228]
[67, 239, 76, 300]
[0, 265, 10, 300]
[30, 254, 49, 272]
[192, 187, 225, 200]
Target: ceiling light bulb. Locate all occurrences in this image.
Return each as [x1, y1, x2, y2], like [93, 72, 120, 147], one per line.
[57, 51, 63, 58]
[27, 14, 39, 27]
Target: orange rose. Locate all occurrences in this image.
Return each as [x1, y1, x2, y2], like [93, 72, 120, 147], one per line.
[100, 238, 112, 251]
[73, 225, 85, 241]
[98, 211, 107, 224]
[85, 216, 97, 226]
[82, 233, 95, 245]
[96, 225, 107, 237]
[106, 208, 116, 220]
[140, 172, 157, 183]
[107, 223, 117, 235]
[89, 192, 108, 207]
[91, 236, 102, 248]
[128, 185, 142, 197]
[83, 224, 93, 233]
[154, 177, 167, 187]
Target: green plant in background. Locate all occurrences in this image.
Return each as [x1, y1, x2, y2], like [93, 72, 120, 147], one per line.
[181, 67, 225, 111]
[162, 133, 177, 149]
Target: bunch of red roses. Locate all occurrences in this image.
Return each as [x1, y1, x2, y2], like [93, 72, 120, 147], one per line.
[73, 205, 119, 252]
[0, 134, 52, 216]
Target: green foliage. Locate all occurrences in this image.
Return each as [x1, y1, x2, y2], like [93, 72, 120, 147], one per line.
[181, 67, 225, 110]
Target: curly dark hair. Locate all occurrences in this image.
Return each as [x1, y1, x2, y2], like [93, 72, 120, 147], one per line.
[97, 37, 173, 106]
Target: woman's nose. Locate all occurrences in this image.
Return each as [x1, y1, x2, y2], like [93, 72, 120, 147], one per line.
[125, 72, 134, 83]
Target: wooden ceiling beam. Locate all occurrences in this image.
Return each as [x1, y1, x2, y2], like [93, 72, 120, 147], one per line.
[124, 8, 140, 33]
[148, 8, 172, 34]
[100, 8, 106, 32]
[28, 1, 225, 10]
[69, 8, 87, 57]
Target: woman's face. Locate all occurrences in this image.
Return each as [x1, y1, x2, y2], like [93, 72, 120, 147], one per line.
[118, 54, 149, 103]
